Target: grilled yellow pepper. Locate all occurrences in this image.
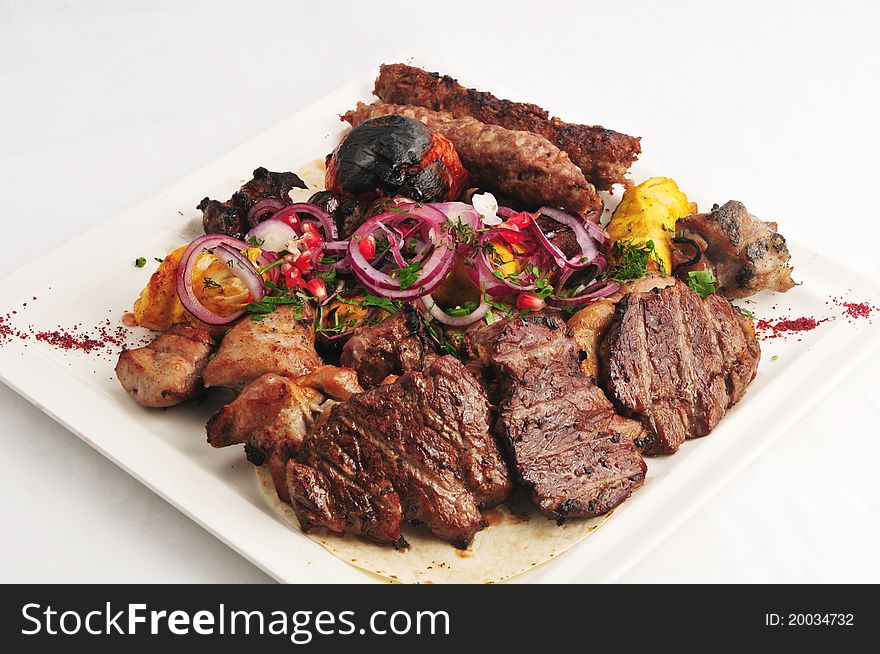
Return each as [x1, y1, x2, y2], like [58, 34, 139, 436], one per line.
[606, 177, 696, 274]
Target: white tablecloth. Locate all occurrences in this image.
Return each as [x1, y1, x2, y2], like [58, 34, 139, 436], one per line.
[1, 0, 878, 583]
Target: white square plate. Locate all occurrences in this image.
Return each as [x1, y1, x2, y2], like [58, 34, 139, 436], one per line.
[1, 58, 878, 583]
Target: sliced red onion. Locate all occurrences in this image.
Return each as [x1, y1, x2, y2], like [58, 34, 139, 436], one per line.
[213, 244, 267, 303]
[176, 234, 264, 325]
[546, 280, 621, 308]
[347, 208, 456, 300]
[247, 198, 287, 228]
[465, 227, 538, 297]
[534, 206, 601, 269]
[271, 203, 338, 241]
[312, 240, 351, 272]
[245, 218, 298, 253]
[420, 294, 489, 327]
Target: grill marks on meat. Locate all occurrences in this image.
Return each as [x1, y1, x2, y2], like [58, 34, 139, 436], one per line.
[203, 305, 321, 389]
[115, 325, 215, 407]
[600, 281, 760, 454]
[286, 356, 511, 548]
[207, 373, 326, 503]
[498, 364, 647, 522]
[198, 167, 308, 239]
[340, 305, 437, 388]
[673, 200, 795, 299]
[373, 63, 641, 191]
[464, 314, 647, 521]
[342, 102, 601, 215]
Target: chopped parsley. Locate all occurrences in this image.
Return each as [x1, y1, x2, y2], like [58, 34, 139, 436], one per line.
[392, 262, 423, 290]
[603, 240, 664, 283]
[339, 293, 401, 315]
[246, 292, 305, 319]
[687, 270, 717, 299]
[134, 257, 147, 268]
[246, 235, 265, 247]
[771, 355, 779, 361]
[737, 306, 755, 319]
[445, 302, 479, 317]
[257, 258, 284, 275]
[483, 293, 515, 319]
[202, 277, 222, 289]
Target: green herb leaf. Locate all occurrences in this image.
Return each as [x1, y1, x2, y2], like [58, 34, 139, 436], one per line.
[737, 306, 755, 319]
[134, 257, 147, 268]
[602, 240, 664, 283]
[687, 270, 717, 299]
[392, 262, 423, 290]
[202, 277, 221, 289]
[247, 235, 266, 247]
[771, 355, 779, 361]
[445, 302, 478, 317]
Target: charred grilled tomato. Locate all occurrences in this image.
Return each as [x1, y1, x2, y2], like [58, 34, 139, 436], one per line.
[325, 114, 467, 202]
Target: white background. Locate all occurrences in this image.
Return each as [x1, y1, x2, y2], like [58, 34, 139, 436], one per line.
[1, 0, 878, 583]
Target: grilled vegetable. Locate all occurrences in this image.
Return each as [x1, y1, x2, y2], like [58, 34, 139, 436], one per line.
[325, 115, 467, 203]
[606, 177, 696, 274]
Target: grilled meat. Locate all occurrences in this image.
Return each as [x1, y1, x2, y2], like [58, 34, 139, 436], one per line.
[568, 275, 674, 380]
[373, 63, 641, 191]
[286, 356, 511, 548]
[600, 280, 760, 454]
[307, 191, 366, 240]
[202, 305, 321, 389]
[673, 200, 795, 299]
[498, 361, 647, 522]
[198, 167, 308, 239]
[465, 314, 647, 520]
[115, 325, 215, 407]
[295, 365, 363, 401]
[207, 373, 326, 502]
[342, 101, 602, 214]
[340, 305, 437, 388]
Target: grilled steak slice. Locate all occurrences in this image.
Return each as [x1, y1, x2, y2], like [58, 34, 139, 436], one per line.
[498, 362, 647, 522]
[207, 373, 326, 503]
[203, 305, 321, 389]
[373, 63, 641, 191]
[463, 313, 577, 401]
[286, 356, 512, 548]
[115, 325, 215, 407]
[600, 280, 760, 454]
[672, 200, 795, 299]
[199, 167, 307, 239]
[340, 305, 437, 388]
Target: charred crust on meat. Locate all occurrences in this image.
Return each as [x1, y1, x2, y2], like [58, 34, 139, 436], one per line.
[392, 537, 409, 551]
[243, 444, 265, 466]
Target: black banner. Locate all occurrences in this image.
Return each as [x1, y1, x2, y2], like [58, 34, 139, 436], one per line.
[1, 584, 872, 650]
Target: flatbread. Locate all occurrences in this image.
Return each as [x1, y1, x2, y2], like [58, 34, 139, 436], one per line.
[256, 466, 612, 584]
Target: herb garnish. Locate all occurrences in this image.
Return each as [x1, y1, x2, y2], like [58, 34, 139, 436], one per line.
[687, 270, 717, 299]
[134, 257, 147, 268]
[247, 235, 265, 247]
[603, 240, 664, 282]
[202, 277, 221, 289]
[392, 262, 423, 290]
[737, 306, 755, 319]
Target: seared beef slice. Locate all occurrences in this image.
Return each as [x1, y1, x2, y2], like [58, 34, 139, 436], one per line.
[466, 314, 647, 521]
[286, 356, 511, 548]
[600, 280, 760, 454]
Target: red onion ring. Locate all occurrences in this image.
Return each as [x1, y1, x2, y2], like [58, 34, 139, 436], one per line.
[247, 198, 287, 228]
[546, 280, 621, 308]
[271, 203, 338, 241]
[419, 293, 490, 327]
[175, 234, 267, 325]
[534, 207, 601, 268]
[465, 227, 538, 297]
[347, 208, 456, 300]
[244, 218, 298, 253]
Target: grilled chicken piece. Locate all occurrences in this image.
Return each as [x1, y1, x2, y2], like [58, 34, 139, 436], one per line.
[672, 200, 795, 299]
[115, 325, 215, 407]
[206, 373, 326, 503]
[202, 306, 321, 389]
[295, 365, 363, 401]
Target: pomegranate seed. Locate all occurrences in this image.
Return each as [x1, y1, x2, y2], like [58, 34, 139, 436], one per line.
[516, 292, 545, 312]
[358, 235, 377, 260]
[302, 231, 322, 248]
[305, 278, 327, 301]
[295, 252, 313, 274]
[507, 211, 531, 229]
[282, 214, 300, 230]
